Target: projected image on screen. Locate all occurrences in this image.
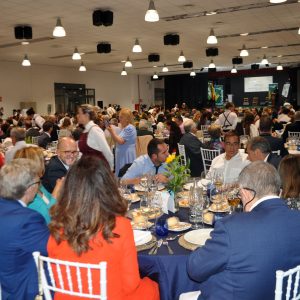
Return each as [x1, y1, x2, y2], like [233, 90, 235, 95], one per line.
[244, 76, 273, 92]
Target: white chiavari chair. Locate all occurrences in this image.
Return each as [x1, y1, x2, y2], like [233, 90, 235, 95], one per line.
[32, 252, 107, 300]
[200, 148, 220, 173]
[288, 132, 300, 138]
[178, 143, 187, 166]
[275, 265, 300, 300]
[272, 150, 281, 156]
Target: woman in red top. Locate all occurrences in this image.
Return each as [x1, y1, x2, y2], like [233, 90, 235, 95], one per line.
[48, 156, 159, 300]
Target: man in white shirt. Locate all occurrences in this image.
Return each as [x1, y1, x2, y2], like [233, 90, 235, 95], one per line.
[215, 102, 238, 131]
[207, 131, 249, 183]
[26, 107, 45, 129]
[5, 127, 28, 163]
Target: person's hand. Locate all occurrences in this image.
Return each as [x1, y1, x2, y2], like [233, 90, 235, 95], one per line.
[106, 125, 112, 132]
[155, 174, 169, 183]
[52, 177, 65, 199]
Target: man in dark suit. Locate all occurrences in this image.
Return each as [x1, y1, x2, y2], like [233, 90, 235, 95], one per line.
[247, 136, 282, 169]
[187, 161, 300, 300]
[42, 136, 79, 193]
[179, 119, 205, 177]
[0, 159, 49, 299]
[38, 120, 53, 149]
[259, 116, 288, 157]
[282, 111, 300, 142]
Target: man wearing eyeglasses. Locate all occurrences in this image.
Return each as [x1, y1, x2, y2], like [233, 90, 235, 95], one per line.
[187, 161, 300, 300]
[42, 137, 79, 193]
[0, 159, 49, 299]
[206, 131, 249, 184]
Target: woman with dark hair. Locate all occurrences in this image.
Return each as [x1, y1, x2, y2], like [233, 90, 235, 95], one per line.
[242, 112, 259, 138]
[165, 120, 182, 154]
[197, 110, 212, 129]
[278, 155, 300, 210]
[48, 156, 159, 300]
[77, 104, 113, 169]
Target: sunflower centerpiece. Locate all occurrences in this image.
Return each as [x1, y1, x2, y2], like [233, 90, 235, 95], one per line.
[164, 153, 190, 210]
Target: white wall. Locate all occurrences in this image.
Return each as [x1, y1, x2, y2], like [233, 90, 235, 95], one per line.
[0, 61, 155, 116]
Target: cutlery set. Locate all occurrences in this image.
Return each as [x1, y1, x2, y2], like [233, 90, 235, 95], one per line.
[148, 237, 176, 255]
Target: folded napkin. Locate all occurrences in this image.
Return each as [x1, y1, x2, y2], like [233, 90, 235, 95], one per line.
[133, 230, 151, 246]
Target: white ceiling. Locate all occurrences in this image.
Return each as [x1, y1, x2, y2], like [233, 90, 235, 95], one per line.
[0, 0, 299, 75]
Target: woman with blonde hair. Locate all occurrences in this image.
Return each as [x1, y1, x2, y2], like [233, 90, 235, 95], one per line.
[278, 154, 300, 210]
[107, 108, 137, 176]
[14, 146, 62, 223]
[48, 156, 159, 300]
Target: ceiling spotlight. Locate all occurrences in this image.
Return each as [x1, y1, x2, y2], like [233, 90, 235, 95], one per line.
[121, 67, 127, 76]
[22, 54, 31, 66]
[208, 59, 215, 68]
[190, 70, 196, 77]
[206, 11, 217, 16]
[207, 28, 218, 44]
[240, 32, 249, 36]
[145, 0, 159, 22]
[79, 62, 86, 72]
[132, 39, 142, 53]
[231, 65, 237, 73]
[277, 63, 283, 71]
[72, 47, 81, 60]
[125, 57, 132, 67]
[178, 51, 186, 62]
[21, 41, 30, 45]
[261, 54, 269, 65]
[240, 44, 249, 57]
[261, 46, 268, 49]
[162, 64, 169, 72]
[298, 27, 300, 34]
[153, 73, 158, 79]
[270, 0, 287, 3]
[53, 17, 66, 37]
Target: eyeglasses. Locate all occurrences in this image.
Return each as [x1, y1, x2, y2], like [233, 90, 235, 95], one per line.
[61, 150, 79, 155]
[225, 142, 239, 147]
[27, 180, 40, 188]
[238, 187, 256, 199]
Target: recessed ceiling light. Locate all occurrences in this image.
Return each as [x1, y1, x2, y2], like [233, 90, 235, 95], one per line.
[277, 55, 282, 58]
[261, 46, 268, 49]
[240, 33, 249, 36]
[21, 41, 30, 45]
[206, 11, 217, 16]
[153, 65, 157, 68]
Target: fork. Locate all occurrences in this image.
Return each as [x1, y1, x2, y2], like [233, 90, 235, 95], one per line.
[163, 240, 174, 255]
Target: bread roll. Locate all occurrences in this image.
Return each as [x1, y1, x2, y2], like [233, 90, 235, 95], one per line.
[167, 216, 179, 227]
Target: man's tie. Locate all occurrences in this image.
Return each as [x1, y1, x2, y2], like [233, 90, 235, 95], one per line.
[154, 164, 161, 174]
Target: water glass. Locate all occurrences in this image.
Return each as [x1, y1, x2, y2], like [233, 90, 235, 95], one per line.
[155, 217, 168, 237]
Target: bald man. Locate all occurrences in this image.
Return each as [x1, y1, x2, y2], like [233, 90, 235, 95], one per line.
[42, 137, 79, 193]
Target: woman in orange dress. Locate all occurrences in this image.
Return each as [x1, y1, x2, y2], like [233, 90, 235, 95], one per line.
[48, 155, 159, 300]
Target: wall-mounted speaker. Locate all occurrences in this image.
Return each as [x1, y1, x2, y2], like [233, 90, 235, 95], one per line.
[97, 43, 111, 53]
[148, 54, 160, 62]
[232, 57, 243, 65]
[93, 10, 113, 26]
[14, 26, 32, 39]
[183, 61, 193, 68]
[251, 64, 260, 70]
[163, 34, 180, 45]
[206, 48, 219, 57]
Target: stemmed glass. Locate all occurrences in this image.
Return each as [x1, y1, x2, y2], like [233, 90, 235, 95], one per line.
[119, 184, 132, 211]
[189, 183, 205, 229]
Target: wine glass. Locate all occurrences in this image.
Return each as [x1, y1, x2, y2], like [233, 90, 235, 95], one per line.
[119, 185, 132, 211]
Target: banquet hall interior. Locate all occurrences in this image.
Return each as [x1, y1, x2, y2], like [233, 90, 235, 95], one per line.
[1, 1, 300, 300]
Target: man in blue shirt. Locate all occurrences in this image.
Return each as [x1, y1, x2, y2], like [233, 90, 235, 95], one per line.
[121, 138, 170, 185]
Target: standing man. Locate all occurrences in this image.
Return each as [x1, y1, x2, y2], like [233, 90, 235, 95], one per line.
[187, 161, 300, 300]
[215, 102, 238, 132]
[42, 137, 79, 193]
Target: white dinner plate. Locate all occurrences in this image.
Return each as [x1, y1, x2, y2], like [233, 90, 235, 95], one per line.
[168, 222, 192, 232]
[134, 184, 165, 192]
[184, 228, 213, 245]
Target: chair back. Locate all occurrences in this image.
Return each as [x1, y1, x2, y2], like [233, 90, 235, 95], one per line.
[136, 135, 153, 158]
[32, 251, 107, 300]
[288, 132, 300, 138]
[272, 150, 281, 156]
[275, 265, 300, 300]
[200, 148, 220, 172]
[178, 144, 187, 166]
[32, 136, 39, 145]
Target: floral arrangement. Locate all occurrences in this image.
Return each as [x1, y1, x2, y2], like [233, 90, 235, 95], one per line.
[164, 153, 190, 193]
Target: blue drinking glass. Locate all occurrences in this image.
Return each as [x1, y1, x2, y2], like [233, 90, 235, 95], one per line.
[155, 218, 169, 237]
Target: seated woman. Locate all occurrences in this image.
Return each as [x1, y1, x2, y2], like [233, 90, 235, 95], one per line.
[278, 155, 300, 210]
[14, 146, 61, 224]
[205, 124, 224, 152]
[48, 156, 159, 300]
[165, 120, 182, 154]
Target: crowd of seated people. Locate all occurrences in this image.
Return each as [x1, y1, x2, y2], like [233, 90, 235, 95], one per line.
[0, 101, 299, 299]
